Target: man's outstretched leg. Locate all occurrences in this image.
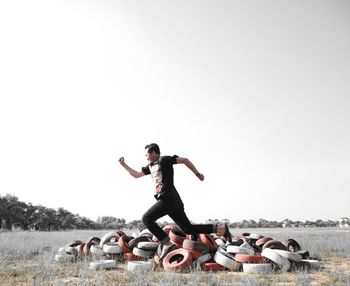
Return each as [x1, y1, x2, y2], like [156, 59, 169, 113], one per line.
[169, 206, 233, 242]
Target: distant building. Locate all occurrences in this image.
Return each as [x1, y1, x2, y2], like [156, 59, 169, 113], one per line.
[339, 217, 349, 228]
[282, 219, 296, 228]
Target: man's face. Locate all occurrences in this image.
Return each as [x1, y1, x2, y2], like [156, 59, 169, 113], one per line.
[145, 149, 157, 163]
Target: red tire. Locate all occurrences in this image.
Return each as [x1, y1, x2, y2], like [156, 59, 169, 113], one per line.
[77, 243, 85, 256]
[199, 234, 218, 252]
[83, 237, 100, 256]
[234, 253, 263, 263]
[123, 252, 139, 261]
[182, 239, 209, 253]
[169, 229, 186, 245]
[284, 239, 301, 252]
[118, 235, 133, 253]
[162, 224, 177, 235]
[163, 249, 192, 271]
[186, 249, 203, 260]
[202, 262, 226, 271]
[256, 237, 273, 247]
[114, 230, 126, 237]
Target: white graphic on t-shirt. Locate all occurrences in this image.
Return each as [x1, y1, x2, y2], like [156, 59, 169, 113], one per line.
[150, 163, 162, 188]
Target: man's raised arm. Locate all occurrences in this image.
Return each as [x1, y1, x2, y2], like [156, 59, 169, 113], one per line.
[118, 157, 145, 178]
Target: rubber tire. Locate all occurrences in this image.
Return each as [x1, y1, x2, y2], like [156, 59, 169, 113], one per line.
[65, 246, 78, 256]
[127, 260, 154, 271]
[132, 247, 155, 258]
[128, 236, 151, 250]
[199, 234, 218, 252]
[272, 249, 302, 262]
[215, 238, 226, 247]
[256, 237, 273, 247]
[77, 243, 85, 256]
[54, 254, 75, 263]
[202, 262, 226, 271]
[192, 253, 212, 268]
[302, 259, 321, 271]
[262, 240, 287, 251]
[90, 245, 104, 256]
[90, 259, 116, 270]
[137, 242, 159, 251]
[182, 239, 209, 253]
[123, 252, 139, 261]
[163, 248, 193, 272]
[139, 229, 154, 239]
[261, 248, 291, 272]
[226, 245, 254, 255]
[243, 263, 273, 274]
[65, 240, 83, 248]
[284, 239, 301, 252]
[249, 233, 263, 240]
[186, 249, 203, 260]
[100, 231, 120, 247]
[118, 235, 133, 253]
[234, 253, 263, 263]
[58, 247, 66, 255]
[169, 229, 186, 245]
[213, 251, 241, 271]
[103, 243, 122, 254]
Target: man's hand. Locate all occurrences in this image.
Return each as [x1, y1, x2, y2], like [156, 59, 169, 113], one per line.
[197, 173, 205, 181]
[118, 157, 125, 165]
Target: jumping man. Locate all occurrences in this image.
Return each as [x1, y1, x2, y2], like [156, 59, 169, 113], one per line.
[118, 143, 232, 260]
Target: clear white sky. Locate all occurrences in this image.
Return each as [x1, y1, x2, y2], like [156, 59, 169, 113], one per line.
[0, 0, 349, 223]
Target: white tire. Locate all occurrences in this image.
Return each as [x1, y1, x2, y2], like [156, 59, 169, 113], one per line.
[127, 260, 154, 271]
[240, 242, 255, 251]
[273, 249, 302, 262]
[226, 245, 254, 255]
[103, 243, 122, 254]
[249, 233, 263, 240]
[65, 246, 78, 256]
[54, 254, 75, 263]
[90, 245, 104, 256]
[137, 242, 159, 251]
[132, 247, 155, 258]
[262, 248, 291, 272]
[302, 259, 321, 271]
[214, 251, 241, 271]
[100, 231, 120, 247]
[90, 260, 116, 270]
[243, 263, 273, 274]
[58, 247, 66, 255]
[140, 229, 153, 239]
[215, 238, 226, 247]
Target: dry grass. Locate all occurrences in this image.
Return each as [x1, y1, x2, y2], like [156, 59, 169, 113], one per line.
[0, 227, 349, 285]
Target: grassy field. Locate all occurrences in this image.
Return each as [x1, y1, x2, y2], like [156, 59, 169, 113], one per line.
[0, 227, 349, 285]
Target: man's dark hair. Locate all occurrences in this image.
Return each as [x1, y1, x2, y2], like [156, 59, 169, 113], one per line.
[145, 143, 160, 155]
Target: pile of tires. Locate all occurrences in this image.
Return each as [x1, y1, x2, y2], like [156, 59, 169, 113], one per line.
[54, 229, 158, 270]
[160, 229, 321, 273]
[54, 227, 321, 273]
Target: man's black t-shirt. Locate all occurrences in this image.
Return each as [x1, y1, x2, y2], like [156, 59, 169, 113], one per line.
[142, 155, 182, 201]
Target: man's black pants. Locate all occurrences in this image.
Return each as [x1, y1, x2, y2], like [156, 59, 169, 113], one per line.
[142, 195, 215, 242]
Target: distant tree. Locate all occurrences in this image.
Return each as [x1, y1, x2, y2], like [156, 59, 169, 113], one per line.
[57, 208, 77, 230]
[126, 220, 145, 230]
[96, 216, 126, 229]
